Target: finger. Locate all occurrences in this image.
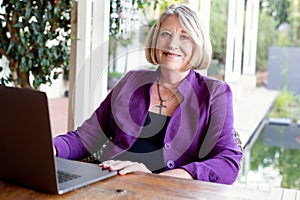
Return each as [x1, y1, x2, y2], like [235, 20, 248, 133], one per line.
[119, 163, 151, 175]
[99, 160, 117, 169]
[100, 160, 132, 171]
[108, 160, 135, 171]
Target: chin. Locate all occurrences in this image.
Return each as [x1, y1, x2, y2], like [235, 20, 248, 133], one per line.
[160, 63, 186, 71]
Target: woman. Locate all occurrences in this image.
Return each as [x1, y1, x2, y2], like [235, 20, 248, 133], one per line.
[54, 4, 243, 184]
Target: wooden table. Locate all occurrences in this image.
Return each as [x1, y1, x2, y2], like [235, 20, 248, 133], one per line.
[0, 172, 299, 200]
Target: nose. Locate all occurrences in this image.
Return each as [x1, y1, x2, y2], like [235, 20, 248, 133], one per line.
[168, 34, 179, 49]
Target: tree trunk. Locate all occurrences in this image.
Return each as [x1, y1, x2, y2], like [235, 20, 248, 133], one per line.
[9, 59, 32, 89]
[17, 69, 31, 89]
[8, 59, 31, 88]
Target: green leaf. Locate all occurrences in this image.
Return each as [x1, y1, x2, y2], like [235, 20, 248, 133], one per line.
[53, 72, 59, 79]
[20, 35, 26, 44]
[28, 59, 32, 68]
[54, 7, 59, 15]
[31, 22, 38, 34]
[13, 22, 24, 28]
[25, 1, 31, 19]
[7, 42, 14, 54]
[52, 47, 58, 59]
[47, 3, 52, 11]
[38, 48, 44, 57]
[17, 45, 25, 55]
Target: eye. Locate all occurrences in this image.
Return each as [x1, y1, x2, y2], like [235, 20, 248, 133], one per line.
[180, 34, 190, 40]
[160, 31, 171, 38]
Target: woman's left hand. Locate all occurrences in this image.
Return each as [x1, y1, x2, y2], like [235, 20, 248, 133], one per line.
[100, 160, 152, 175]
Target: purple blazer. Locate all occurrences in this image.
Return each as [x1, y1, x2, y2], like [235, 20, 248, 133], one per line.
[54, 68, 243, 184]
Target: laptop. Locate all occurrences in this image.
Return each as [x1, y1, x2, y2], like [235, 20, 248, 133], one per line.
[0, 85, 117, 194]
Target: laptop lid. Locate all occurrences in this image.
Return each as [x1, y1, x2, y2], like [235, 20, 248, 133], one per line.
[0, 86, 58, 193]
[0, 86, 117, 194]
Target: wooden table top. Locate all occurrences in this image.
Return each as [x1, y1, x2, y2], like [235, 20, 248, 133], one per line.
[0, 172, 299, 200]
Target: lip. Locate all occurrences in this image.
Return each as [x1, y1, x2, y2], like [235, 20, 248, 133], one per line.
[163, 51, 182, 58]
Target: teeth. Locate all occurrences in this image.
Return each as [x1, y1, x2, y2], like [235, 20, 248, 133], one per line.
[165, 52, 180, 57]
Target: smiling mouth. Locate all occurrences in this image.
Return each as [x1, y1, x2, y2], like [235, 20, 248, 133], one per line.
[163, 52, 181, 58]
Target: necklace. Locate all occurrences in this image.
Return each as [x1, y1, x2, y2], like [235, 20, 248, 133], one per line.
[156, 82, 179, 115]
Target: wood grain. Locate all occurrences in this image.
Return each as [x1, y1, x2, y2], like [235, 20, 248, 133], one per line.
[0, 172, 298, 200]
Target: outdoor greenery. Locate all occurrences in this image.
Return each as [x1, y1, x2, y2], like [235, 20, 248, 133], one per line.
[269, 90, 300, 122]
[260, 0, 290, 28]
[250, 129, 300, 189]
[256, 10, 276, 71]
[0, 0, 72, 88]
[209, 0, 299, 72]
[268, 45, 300, 122]
[0, 0, 298, 88]
[210, 0, 228, 65]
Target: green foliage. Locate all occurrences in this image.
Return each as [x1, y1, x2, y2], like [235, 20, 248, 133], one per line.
[288, 0, 300, 46]
[155, 0, 186, 12]
[0, 0, 72, 88]
[210, 0, 228, 65]
[250, 130, 300, 189]
[270, 91, 294, 118]
[107, 0, 297, 74]
[108, 71, 124, 78]
[260, 0, 299, 47]
[268, 47, 300, 122]
[269, 90, 300, 122]
[260, 0, 290, 28]
[256, 10, 276, 71]
[276, 31, 293, 46]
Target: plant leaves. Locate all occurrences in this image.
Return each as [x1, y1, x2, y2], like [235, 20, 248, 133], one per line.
[25, 1, 31, 19]
[6, 42, 14, 54]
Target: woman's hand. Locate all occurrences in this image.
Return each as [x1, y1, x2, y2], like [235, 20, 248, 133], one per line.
[100, 160, 152, 175]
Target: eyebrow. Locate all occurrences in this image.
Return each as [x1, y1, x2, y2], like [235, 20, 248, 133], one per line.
[160, 27, 188, 34]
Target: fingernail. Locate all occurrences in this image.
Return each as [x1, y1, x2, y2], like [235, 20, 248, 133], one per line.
[118, 170, 126, 175]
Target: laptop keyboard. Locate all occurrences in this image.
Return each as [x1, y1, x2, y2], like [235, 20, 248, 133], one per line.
[57, 170, 81, 183]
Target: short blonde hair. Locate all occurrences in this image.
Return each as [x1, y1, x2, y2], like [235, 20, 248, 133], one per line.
[145, 4, 212, 70]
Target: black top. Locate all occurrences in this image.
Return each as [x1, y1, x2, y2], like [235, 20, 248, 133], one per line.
[113, 112, 171, 173]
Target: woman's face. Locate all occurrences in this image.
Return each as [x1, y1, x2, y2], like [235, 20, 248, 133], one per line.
[155, 15, 194, 71]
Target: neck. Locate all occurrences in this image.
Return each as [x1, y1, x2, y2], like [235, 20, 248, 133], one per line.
[158, 68, 190, 89]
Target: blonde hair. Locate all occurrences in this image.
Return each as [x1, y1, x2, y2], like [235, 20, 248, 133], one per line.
[145, 4, 212, 70]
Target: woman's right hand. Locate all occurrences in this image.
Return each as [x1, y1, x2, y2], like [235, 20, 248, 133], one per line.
[99, 160, 152, 175]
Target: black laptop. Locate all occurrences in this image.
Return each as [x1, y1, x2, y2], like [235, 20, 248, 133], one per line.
[0, 85, 117, 194]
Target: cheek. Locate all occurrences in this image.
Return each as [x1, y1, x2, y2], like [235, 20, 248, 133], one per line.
[184, 44, 194, 58]
[155, 39, 168, 56]
[188, 48, 193, 58]
[156, 38, 166, 50]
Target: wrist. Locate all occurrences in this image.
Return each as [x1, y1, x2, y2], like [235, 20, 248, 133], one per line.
[159, 168, 193, 179]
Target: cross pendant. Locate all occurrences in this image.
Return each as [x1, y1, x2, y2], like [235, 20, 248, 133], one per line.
[156, 101, 167, 114]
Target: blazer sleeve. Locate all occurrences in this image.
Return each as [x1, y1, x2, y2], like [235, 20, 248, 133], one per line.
[180, 82, 243, 184]
[53, 91, 114, 160]
[53, 72, 133, 160]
